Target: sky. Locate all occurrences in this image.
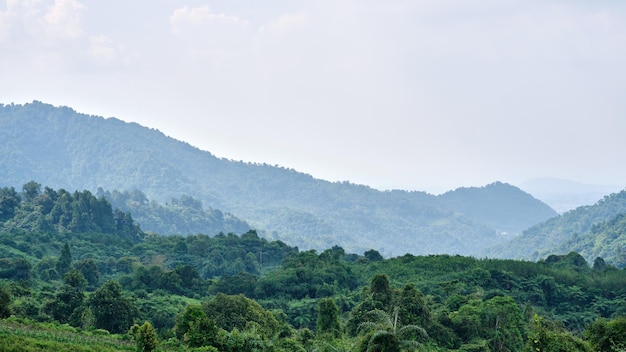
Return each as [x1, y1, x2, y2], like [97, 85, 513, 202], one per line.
[1, 0, 625, 194]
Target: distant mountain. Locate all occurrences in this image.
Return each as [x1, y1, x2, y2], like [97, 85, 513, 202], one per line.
[483, 189, 626, 263]
[0, 102, 557, 257]
[438, 182, 558, 235]
[519, 178, 623, 213]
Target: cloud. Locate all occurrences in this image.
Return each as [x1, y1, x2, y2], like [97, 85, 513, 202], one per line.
[43, 0, 85, 40]
[259, 12, 307, 35]
[169, 5, 248, 35]
[0, 0, 131, 69]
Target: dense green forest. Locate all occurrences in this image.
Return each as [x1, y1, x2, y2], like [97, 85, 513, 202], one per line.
[0, 102, 558, 257]
[1, 182, 626, 351]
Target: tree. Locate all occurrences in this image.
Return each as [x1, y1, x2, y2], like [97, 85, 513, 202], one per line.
[22, 181, 41, 203]
[357, 307, 427, 352]
[481, 295, 525, 352]
[528, 314, 590, 352]
[130, 321, 159, 352]
[45, 269, 86, 325]
[317, 298, 342, 338]
[370, 274, 393, 308]
[74, 258, 100, 287]
[202, 293, 280, 339]
[88, 280, 138, 333]
[364, 250, 383, 262]
[585, 316, 626, 352]
[175, 305, 219, 348]
[56, 242, 72, 276]
[0, 186, 20, 222]
[0, 286, 11, 318]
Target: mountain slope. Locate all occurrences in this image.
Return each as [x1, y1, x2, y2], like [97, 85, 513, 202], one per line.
[484, 189, 626, 262]
[438, 181, 558, 234]
[563, 213, 626, 267]
[0, 102, 556, 256]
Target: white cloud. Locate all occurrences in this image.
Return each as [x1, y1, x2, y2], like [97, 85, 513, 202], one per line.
[0, 0, 132, 69]
[259, 12, 307, 35]
[169, 5, 248, 35]
[43, 0, 85, 40]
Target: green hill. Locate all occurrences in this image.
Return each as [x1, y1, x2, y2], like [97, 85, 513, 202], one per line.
[484, 189, 626, 265]
[0, 101, 557, 257]
[439, 181, 558, 234]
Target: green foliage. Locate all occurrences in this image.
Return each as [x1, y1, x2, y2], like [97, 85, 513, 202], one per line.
[202, 293, 280, 339]
[88, 280, 138, 333]
[585, 316, 626, 352]
[357, 307, 427, 352]
[0, 187, 20, 222]
[0, 285, 11, 318]
[129, 321, 158, 352]
[527, 314, 590, 352]
[44, 269, 86, 325]
[317, 298, 342, 338]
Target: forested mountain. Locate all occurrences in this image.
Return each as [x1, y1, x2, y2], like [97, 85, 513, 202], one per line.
[438, 182, 558, 234]
[0, 102, 556, 257]
[1, 185, 625, 351]
[484, 189, 626, 264]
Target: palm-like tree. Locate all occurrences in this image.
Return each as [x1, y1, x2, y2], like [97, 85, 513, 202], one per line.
[358, 307, 428, 352]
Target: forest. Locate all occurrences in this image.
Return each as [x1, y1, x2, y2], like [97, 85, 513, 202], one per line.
[1, 182, 626, 351]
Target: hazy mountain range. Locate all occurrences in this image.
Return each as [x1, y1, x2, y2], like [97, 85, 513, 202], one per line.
[0, 101, 608, 259]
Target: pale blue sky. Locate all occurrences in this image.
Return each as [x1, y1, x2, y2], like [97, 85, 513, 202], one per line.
[1, 0, 625, 193]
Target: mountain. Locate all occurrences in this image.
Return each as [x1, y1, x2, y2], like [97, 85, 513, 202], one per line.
[0, 102, 557, 257]
[519, 178, 622, 213]
[483, 189, 626, 264]
[438, 182, 558, 235]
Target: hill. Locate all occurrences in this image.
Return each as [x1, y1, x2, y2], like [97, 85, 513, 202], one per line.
[483, 189, 626, 264]
[0, 101, 556, 257]
[438, 181, 558, 234]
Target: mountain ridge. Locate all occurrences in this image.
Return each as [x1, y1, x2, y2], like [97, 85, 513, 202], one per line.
[0, 101, 557, 257]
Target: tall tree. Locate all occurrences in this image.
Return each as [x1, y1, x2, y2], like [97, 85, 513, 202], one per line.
[0, 286, 11, 318]
[357, 307, 427, 352]
[317, 298, 342, 338]
[56, 242, 72, 276]
[88, 280, 138, 333]
[22, 181, 41, 203]
[44, 269, 87, 325]
[0, 186, 20, 222]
